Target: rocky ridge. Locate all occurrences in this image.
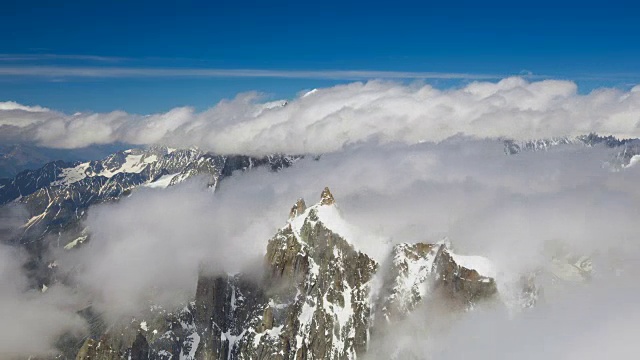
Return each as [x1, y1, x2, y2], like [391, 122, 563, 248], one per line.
[0, 140, 604, 359]
[76, 188, 500, 360]
[0, 146, 300, 296]
[503, 133, 640, 168]
[1, 146, 299, 244]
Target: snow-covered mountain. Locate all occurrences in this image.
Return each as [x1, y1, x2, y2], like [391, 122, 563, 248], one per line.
[0, 137, 616, 359]
[0, 146, 299, 244]
[74, 188, 503, 360]
[0, 146, 300, 292]
[503, 133, 640, 168]
[0, 144, 125, 178]
[502, 133, 635, 154]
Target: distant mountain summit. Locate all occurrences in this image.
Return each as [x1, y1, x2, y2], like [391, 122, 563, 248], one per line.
[0, 143, 128, 178]
[1, 146, 299, 244]
[0, 146, 300, 292]
[503, 133, 640, 168]
[503, 133, 636, 155]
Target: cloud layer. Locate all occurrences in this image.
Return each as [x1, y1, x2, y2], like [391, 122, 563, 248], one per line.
[2, 77, 640, 153]
[366, 274, 640, 359]
[57, 139, 640, 324]
[63, 180, 274, 321]
[0, 206, 86, 357]
[4, 137, 640, 356]
[3, 77, 640, 357]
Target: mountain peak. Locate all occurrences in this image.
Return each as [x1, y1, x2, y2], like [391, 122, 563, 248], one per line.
[320, 186, 335, 206]
[289, 198, 306, 219]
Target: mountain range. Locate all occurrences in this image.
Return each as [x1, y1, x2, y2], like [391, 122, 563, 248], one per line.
[0, 135, 627, 359]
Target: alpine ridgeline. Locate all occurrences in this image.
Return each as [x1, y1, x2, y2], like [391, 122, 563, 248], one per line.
[75, 188, 505, 360]
[0, 146, 299, 243]
[1, 140, 603, 359]
[0, 146, 299, 287]
[503, 133, 640, 168]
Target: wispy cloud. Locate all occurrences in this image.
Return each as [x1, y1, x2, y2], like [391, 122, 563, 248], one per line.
[0, 54, 126, 62]
[0, 65, 505, 80]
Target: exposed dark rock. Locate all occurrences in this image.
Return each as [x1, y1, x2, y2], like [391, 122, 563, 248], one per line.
[76, 337, 120, 360]
[319, 187, 335, 206]
[128, 333, 150, 360]
[289, 198, 306, 219]
[64, 189, 500, 359]
[431, 246, 497, 308]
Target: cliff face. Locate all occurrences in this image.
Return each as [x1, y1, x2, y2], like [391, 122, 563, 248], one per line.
[256, 195, 378, 359]
[189, 188, 378, 360]
[76, 188, 499, 360]
[377, 240, 498, 323]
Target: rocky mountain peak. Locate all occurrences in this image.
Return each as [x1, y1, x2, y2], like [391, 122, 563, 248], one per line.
[289, 197, 307, 219]
[262, 188, 378, 358]
[74, 187, 506, 360]
[320, 186, 335, 206]
[378, 240, 498, 322]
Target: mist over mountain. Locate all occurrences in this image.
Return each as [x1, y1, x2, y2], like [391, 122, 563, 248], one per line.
[1, 79, 640, 359]
[4, 0, 640, 355]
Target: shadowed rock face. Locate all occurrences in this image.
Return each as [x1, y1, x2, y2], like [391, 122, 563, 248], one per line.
[74, 189, 499, 360]
[128, 333, 150, 360]
[378, 242, 440, 321]
[378, 242, 497, 323]
[319, 187, 335, 206]
[258, 205, 378, 359]
[431, 247, 497, 309]
[289, 198, 307, 219]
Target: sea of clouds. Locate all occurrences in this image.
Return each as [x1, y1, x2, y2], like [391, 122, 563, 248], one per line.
[1, 77, 640, 153]
[1, 78, 640, 358]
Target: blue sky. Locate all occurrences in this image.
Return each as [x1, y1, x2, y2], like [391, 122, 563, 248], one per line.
[1, 0, 638, 113]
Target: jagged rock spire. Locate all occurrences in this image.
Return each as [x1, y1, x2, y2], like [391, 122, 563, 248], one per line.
[289, 198, 307, 219]
[437, 236, 452, 250]
[320, 187, 335, 205]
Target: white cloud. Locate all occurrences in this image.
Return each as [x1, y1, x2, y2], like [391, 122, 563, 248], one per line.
[0, 206, 86, 357]
[1, 77, 640, 153]
[63, 139, 640, 326]
[367, 276, 640, 359]
[0, 242, 86, 357]
[0, 100, 49, 112]
[62, 179, 278, 321]
[0, 135, 631, 357]
[4, 77, 640, 356]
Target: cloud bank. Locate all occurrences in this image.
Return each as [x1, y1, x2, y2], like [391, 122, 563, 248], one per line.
[4, 137, 640, 356]
[58, 139, 640, 325]
[366, 274, 640, 359]
[0, 206, 86, 358]
[62, 179, 281, 321]
[1, 77, 640, 153]
[4, 77, 640, 357]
